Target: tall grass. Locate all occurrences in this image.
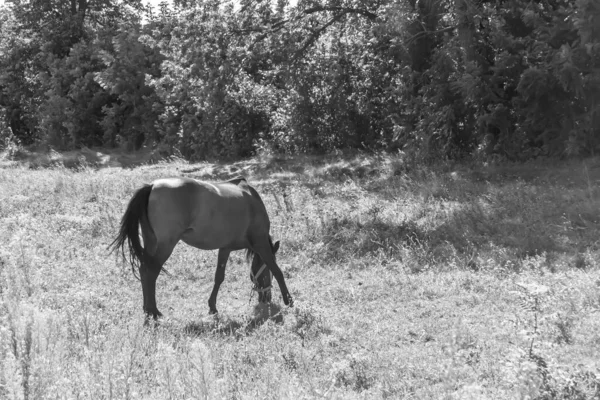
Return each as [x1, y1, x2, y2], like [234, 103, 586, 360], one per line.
[0, 153, 599, 398]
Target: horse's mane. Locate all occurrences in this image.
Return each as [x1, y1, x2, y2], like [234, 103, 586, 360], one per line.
[246, 235, 275, 262]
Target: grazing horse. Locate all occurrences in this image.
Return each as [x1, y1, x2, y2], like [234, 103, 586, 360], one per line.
[110, 176, 293, 319]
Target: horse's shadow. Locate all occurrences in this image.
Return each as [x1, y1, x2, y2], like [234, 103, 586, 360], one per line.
[183, 303, 284, 337]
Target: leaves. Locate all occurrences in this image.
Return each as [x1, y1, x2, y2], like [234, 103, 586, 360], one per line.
[0, 0, 599, 158]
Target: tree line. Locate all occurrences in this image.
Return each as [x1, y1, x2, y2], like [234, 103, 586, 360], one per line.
[0, 0, 599, 161]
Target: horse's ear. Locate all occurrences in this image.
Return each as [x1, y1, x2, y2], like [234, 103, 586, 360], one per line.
[272, 240, 280, 254]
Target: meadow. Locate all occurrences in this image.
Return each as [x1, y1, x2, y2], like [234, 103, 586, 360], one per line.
[1, 151, 599, 399]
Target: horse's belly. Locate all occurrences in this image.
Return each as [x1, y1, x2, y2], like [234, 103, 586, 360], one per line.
[180, 227, 248, 250]
[181, 208, 251, 250]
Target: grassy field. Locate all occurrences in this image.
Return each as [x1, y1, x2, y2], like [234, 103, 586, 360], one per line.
[1, 151, 599, 399]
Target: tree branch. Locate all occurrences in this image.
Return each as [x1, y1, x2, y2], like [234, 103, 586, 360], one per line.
[406, 26, 455, 45]
[293, 11, 348, 62]
[303, 6, 378, 20]
[242, 5, 379, 54]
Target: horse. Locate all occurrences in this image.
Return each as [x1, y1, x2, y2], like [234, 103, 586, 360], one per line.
[109, 176, 293, 319]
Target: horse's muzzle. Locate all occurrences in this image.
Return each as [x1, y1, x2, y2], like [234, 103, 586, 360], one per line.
[258, 290, 272, 303]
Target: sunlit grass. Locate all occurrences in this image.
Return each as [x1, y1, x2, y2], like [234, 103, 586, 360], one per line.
[1, 152, 600, 398]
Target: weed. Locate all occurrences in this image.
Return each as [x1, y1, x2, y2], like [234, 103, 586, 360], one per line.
[331, 352, 375, 392]
[554, 314, 575, 345]
[291, 306, 327, 344]
[281, 349, 300, 372]
[511, 279, 599, 399]
[515, 281, 550, 353]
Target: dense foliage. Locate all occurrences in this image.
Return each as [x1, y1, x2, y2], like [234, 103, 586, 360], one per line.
[0, 0, 599, 160]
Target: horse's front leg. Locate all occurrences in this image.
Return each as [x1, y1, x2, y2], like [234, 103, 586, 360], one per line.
[253, 238, 293, 307]
[140, 262, 162, 320]
[208, 249, 231, 314]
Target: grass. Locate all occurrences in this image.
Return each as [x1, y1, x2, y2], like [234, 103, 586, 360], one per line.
[1, 150, 600, 399]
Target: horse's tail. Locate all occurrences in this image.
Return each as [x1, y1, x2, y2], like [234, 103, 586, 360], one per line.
[109, 184, 154, 278]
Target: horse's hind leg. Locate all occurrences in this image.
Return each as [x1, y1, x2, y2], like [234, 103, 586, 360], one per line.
[252, 238, 294, 307]
[140, 242, 176, 320]
[208, 249, 231, 314]
[140, 260, 161, 320]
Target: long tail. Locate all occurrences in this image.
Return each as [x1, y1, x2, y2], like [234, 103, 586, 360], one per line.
[109, 184, 153, 278]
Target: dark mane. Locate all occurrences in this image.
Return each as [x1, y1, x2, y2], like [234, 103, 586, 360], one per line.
[246, 235, 275, 262]
[225, 176, 247, 186]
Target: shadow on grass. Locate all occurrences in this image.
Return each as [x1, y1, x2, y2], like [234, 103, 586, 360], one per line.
[182, 303, 283, 337]
[179, 153, 394, 185]
[320, 217, 428, 260]
[316, 197, 591, 269]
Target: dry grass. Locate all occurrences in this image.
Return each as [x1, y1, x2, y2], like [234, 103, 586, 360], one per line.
[1, 150, 600, 399]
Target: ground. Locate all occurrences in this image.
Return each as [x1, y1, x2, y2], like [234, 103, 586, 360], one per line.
[1, 150, 599, 399]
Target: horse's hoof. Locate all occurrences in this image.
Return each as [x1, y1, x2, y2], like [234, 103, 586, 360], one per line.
[144, 309, 163, 321]
[259, 291, 272, 304]
[209, 309, 218, 315]
[144, 315, 162, 327]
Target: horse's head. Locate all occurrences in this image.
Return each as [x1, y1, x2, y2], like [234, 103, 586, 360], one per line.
[250, 240, 280, 303]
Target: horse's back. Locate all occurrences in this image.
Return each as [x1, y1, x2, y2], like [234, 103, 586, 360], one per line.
[150, 176, 247, 198]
